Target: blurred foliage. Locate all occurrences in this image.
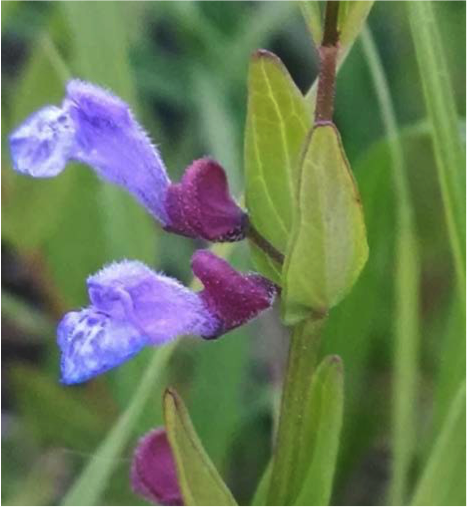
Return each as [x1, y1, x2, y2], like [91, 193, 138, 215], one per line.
[1, 1, 465, 505]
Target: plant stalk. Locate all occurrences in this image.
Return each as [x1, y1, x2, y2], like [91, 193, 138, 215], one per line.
[266, 318, 326, 505]
[315, 1, 340, 124]
[245, 218, 285, 265]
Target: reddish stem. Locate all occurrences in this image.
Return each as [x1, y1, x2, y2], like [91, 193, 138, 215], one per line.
[315, 1, 340, 123]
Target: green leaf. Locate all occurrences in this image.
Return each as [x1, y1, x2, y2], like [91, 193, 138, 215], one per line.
[411, 381, 466, 506]
[300, 2, 323, 47]
[304, 2, 374, 108]
[283, 124, 368, 324]
[295, 355, 344, 506]
[244, 50, 312, 284]
[164, 388, 237, 506]
[338, 2, 374, 49]
[252, 461, 272, 506]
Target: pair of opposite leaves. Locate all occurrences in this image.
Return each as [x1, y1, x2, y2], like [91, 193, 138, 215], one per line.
[244, 51, 368, 324]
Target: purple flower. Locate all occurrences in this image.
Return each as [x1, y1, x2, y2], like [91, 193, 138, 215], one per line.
[9, 79, 245, 240]
[58, 253, 276, 384]
[131, 427, 183, 506]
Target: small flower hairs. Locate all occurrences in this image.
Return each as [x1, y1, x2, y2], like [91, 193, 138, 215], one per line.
[9, 79, 277, 384]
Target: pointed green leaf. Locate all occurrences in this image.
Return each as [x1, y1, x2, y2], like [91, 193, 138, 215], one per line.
[245, 50, 312, 284]
[163, 388, 237, 506]
[300, 2, 323, 47]
[338, 2, 374, 49]
[283, 124, 368, 324]
[411, 381, 466, 506]
[304, 2, 374, 108]
[295, 355, 344, 506]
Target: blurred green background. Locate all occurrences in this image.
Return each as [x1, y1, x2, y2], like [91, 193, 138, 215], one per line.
[1, 1, 465, 505]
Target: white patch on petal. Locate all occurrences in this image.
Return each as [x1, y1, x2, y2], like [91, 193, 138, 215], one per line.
[9, 106, 76, 177]
[57, 309, 148, 384]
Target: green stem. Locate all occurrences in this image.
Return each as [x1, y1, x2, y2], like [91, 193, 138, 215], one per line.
[267, 318, 325, 505]
[361, 27, 420, 505]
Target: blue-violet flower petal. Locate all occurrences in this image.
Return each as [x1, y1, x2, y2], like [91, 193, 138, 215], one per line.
[57, 308, 148, 384]
[57, 260, 219, 384]
[9, 79, 171, 224]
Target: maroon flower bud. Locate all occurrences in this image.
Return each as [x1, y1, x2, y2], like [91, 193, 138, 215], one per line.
[192, 250, 277, 338]
[131, 428, 183, 506]
[165, 158, 247, 242]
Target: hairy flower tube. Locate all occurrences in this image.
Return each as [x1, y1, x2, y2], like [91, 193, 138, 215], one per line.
[58, 250, 276, 384]
[131, 428, 183, 506]
[9, 79, 246, 242]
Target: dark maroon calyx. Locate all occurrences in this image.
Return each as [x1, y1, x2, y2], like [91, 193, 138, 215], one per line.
[191, 250, 277, 338]
[164, 158, 247, 242]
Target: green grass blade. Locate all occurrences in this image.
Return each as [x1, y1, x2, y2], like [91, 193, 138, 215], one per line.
[411, 381, 466, 506]
[360, 26, 421, 506]
[430, 297, 466, 446]
[408, 1, 466, 302]
[61, 344, 175, 506]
